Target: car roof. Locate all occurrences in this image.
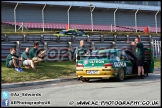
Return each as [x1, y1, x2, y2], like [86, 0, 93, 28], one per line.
[62, 29, 77, 32]
[92, 49, 122, 53]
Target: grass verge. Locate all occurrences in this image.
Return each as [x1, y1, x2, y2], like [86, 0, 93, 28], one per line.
[1, 59, 160, 83]
[1, 61, 76, 83]
[154, 58, 161, 68]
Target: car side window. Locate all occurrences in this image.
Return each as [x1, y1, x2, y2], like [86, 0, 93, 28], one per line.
[65, 31, 73, 35]
[77, 31, 85, 36]
[119, 51, 127, 60]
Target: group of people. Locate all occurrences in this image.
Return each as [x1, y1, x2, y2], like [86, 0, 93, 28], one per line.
[6, 42, 46, 72]
[6, 37, 145, 79]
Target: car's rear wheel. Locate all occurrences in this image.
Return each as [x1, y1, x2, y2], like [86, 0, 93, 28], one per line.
[144, 72, 148, 77]
[81, 78, 89, 82]
[116, 68, 125, 81]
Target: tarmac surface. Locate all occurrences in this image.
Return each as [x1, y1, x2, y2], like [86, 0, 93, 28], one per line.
[2, 68, 161, 89]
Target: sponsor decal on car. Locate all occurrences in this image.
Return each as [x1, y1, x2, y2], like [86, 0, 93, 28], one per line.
[89, 60, 104, 64]
[84, 60, 88, 64]
[114, 62, 126, 67]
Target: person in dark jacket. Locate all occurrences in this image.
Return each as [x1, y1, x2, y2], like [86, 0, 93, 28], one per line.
[127, 37, 145, 79]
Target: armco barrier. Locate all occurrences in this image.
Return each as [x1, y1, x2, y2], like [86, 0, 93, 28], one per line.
[1, 41, 154, 62]
[103, 35, 115, 42]
[94, 42, 113, 50]
[1, 34, 161, 43]
[116, 35, 128, 42]
[74, 36, 88, 42]
[139, 35, 152, 42]
[47, 42, 69, 61]
[115, 42, 132, 51]
[43, 34, 58, 42]
[89, 35, 102, 42]
[59, 36, 73, 43]
[26, 35, 42, 42]
[7, 35, 24, 42]
[1, 42, 17, 61]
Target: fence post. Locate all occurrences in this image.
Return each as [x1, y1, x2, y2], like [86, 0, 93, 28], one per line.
[5, 34, 8, 42]
[57, 36, 60, 43]
[114, 35, 117, 43]
[149, 35, 152, 43]
[41, 35, 44, 43]
[159, 41, 161, 59]
[157, 40, 160, 59]
[16, 41, 20, 56]
[150, 41, 154, 59]
[155, 40, 157, 59]
[126, 35, 129, 42]
[87, 35, 90, 42]
[68, 42, 72, 61]
[91, 42, 95, 51]
[71, 36, 75, 42]
[23, 35, 26, 42]
[44, 42, 48, 61]
[112, 41, 116, 49]
[137, 35, 140, 41]
[101, 35, 104, 42]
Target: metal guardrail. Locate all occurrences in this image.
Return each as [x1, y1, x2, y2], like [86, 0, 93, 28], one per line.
[1, 34, 161, 43]
[1, 40, 160, 62]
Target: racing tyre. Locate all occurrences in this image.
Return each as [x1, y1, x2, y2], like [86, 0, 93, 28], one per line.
[116, 68, 125, 81]
[144, 72, 148, 77]
[81, 78, 89, 82]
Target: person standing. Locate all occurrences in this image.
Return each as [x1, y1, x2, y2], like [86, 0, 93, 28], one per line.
[127, 37, 145, 79]
[75, 40, 90, 62]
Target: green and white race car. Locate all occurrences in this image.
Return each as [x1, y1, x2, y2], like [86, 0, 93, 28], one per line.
[76, 48, 154, 82]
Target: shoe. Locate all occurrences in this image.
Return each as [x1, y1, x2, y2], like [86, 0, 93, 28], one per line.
[137, 76, 141, 79]
[33, 68, 37, 72]
[18, 67, 24, 72]
[15, 68, 21, 72]
[141, 75, 144, 79]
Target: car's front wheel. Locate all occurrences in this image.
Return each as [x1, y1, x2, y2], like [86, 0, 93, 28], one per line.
[116, 68, 125, 81]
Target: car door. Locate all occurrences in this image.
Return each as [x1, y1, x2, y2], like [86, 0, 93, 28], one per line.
[119, 51, 133, 75]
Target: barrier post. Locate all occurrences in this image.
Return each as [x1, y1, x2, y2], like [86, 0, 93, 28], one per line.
[112, 41, 116, 49]
[5, 35, 8, 42]
[44, 42, 48, 61]
[41, 35, 44, 43]
[68, 42, 72, 61]
[101, 35, 104, 42]
[16, 41, 20, 56]
[91, 42, 95, 51]
[114, 35, 117, 43]
[87, 35, 90, 42]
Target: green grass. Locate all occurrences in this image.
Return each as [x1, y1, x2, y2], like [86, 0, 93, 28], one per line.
[1, 59, 160, 83]
[1, 61, 76, 83]
[154, 58, 161, 68]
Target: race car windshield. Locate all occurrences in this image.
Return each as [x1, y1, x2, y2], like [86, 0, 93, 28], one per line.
[83, 51, 116, 60]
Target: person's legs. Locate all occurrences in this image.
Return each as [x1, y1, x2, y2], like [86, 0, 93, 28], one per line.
[138, 66, 142, 76]
[141, 66, 144, 75]
[23, 60, 37, 72]
[9, 60, 21, 72]
[12, 59, 19, 68]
